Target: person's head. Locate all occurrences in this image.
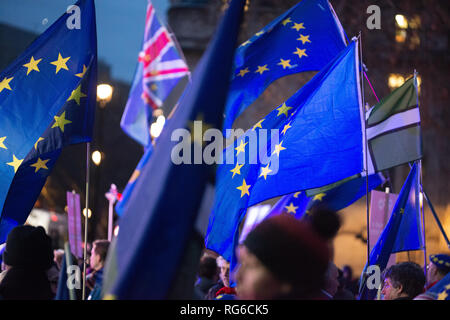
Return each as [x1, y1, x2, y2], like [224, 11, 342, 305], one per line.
[304, 206, 341, 260]
[381, 262, 426, 300]
[323, 262, 340, 297]
[216, 256, 230, 287]
[236, 214, 330, 300]
[2, 225, 53, 270]
[198, 256, 218, 281]
[89, 239, 110, 271]
[427, 254, 450, 285]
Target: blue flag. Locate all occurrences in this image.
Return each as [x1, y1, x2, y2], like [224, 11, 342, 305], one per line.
[0, 0, 97, 243]
[205, 40, 365, 265]
[120, 0, 189, 146]
[359, 163, 423, 300]
[115, 144, 153, 216]
[223, 0, 346, 132]
[102, 0, 246, 299]
[266, 173, 385, 220]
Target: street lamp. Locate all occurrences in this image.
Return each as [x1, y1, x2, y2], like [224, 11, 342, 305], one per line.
[96, 83, 113, 107]
[82, 208, 92, 219]
[91, 150, 102, 166]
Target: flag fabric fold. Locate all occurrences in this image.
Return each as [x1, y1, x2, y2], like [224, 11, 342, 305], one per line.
[0, 0, 97, 243]
[205, 40, 365, 265]
[359, 163, 423, 300]
[366, 77, 422, 173]
[223, 0, 346, 131]
[120, 0, 189, 146]
[102, 0, 246, 299]
[266, 173, 385, 220]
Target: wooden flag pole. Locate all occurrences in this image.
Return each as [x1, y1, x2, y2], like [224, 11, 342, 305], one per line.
[82, 142, 91, 300]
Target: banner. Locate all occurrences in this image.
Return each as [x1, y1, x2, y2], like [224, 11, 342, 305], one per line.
[369, 190, 398, 266]
[66, 191, 83, 259]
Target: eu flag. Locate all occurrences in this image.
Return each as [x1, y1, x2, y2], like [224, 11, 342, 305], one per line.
[223, 0, 346, 131]
[102, 0, 246, 299]
[205, 40, 365, 265]
[266, 173, 385, 220]
[120, 0, 190, 146]
[0, 0, 97, 243]
[359, 163, 423, 300]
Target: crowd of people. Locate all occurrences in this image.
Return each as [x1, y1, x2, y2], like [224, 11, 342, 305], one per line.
[0, 225, 110, 300]
[0, 209, 449, 300]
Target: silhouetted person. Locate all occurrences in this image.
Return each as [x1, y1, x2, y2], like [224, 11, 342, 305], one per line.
[0, 225, 54, 300]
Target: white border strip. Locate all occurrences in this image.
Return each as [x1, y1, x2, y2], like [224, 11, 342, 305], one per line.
[367, 108, 420, 140]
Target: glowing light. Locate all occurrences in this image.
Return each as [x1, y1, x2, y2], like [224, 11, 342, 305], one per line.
[150, 115, 166, 138]
[96, 84, 113, 102]
[92, 150, 102, 166]
[388, 74, 405, 89]
[395, 14, 408, 29]
[82, 208, 92, 219]
[114, 225, 120, 237]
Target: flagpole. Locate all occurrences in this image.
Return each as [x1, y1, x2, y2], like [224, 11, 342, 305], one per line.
[82, 142, 91, 300]
[414, 69, 427, 276]
[358, 31, 371, 271]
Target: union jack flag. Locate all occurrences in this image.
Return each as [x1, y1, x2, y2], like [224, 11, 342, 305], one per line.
[121, 0, 189, 146]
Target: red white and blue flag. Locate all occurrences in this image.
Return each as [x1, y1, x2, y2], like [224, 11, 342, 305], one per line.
[121, 0, 189, 146]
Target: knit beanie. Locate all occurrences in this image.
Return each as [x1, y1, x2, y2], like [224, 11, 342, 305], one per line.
[243, 214, 330, 296]
[3, 225, 54, 270]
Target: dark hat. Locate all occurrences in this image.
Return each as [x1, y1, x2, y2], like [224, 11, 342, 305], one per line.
[430, 254, 450, 273]
[243, 214, 330, 294]
[2, 225, 54, 270]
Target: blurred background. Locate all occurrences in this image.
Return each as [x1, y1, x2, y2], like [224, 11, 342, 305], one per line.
[0, 0, 448, 277]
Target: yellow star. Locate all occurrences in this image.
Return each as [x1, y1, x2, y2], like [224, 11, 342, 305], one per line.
[0, 77, 13, 93]
[259, 163, 272, 180]
[236, 179, 251, 198]
[437, 290, 448, 300]
[255, 65, 269, 75]
[297, 34, 311, 44]
[67, 85, 87, 105]
[240, 40, 251, 47]
[151, 83, 158, 91]
[230, 163, 244, 178]
[276, 103, 292, 117]
[0, 136, 7, 150]
[399, 208, 405, 214]
[272, 141, 286, 157]
[285, 202, 298, 214]
[291, 22, 305, 31]
[252, 119, 264, 131]
[75, 64, 88, 78]
[6, 155, 23, 173]
[294, 48, 308, 59]
[313, 193, 326, 201]
[293, 191, 301, 198]
[235, 140, 248, 156]
[30, 157, 50, 173]
[34, 137, 44, 150]
[281, 122, 292, 135]
[52, 111, 72, 132]
[277, 58, 292, 69]
[282, 17, 292, 26]
[237, 68, 250, 77]
[50, 53, 70, 74]
[23, 56, 42, 75]
[445, 284, 450, 290]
